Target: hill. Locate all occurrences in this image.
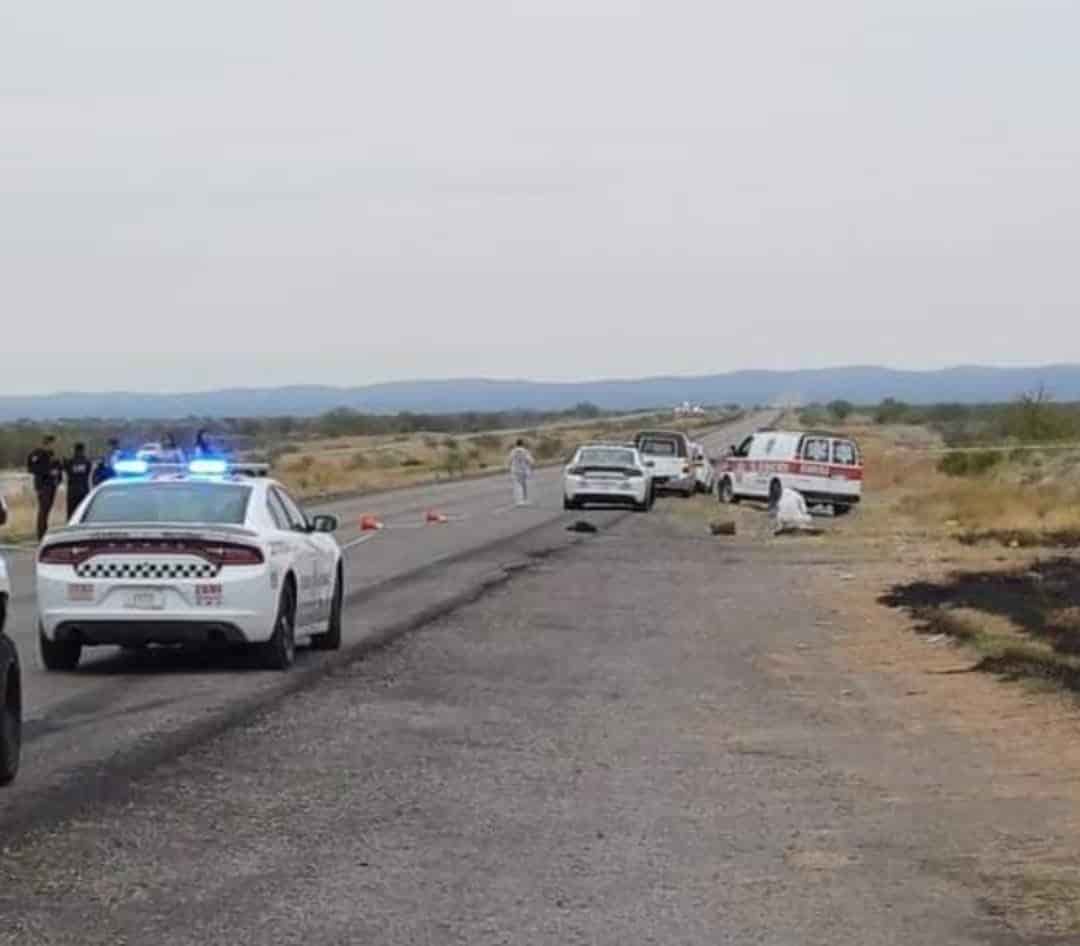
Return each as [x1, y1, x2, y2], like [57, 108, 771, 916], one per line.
[2, 365, 1079, 420]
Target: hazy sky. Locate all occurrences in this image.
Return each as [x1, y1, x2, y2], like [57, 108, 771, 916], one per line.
[3, 0, 1077, 394]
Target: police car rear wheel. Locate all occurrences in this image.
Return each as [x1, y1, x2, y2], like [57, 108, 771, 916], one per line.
[39, 627, 81, 672]
[258, 586, 296, 671]
[311, 570, 343, 651]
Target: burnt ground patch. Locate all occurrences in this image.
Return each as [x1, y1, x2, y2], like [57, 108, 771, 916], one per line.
[880, 558, 1080, 691]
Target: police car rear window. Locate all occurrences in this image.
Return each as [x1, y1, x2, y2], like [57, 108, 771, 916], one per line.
[82, 482, 252, 525]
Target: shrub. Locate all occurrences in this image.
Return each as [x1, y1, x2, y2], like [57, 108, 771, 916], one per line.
[534, 435, 565, 461]
[938, 450, 1002, 477]
[348, 451, 370, 469]
[400, 456, 423, 468]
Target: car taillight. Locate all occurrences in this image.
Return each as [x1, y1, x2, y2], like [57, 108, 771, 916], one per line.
[200, 544, 264, 566]
[39, 544, 94, 565]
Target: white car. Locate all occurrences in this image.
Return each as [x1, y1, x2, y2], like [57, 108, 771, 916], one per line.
[633, 430, 695, 497]
[36, 460, 344, 671]
[563, 444, 654, 511]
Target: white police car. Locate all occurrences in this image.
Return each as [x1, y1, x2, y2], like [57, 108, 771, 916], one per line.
[36, 459, 343, 672]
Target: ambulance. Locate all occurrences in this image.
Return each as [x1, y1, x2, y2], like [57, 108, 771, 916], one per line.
[715, 429, 863, 514]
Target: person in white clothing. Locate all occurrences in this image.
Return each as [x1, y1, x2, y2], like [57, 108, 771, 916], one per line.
[507, 439, 535, 506]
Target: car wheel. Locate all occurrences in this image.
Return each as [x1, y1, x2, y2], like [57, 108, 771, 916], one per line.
[39, 626, 81, 672]
[718, 477, 735, 504]
[258, 584, 296, 671]
[311, 568, 343, 651]
[833, 504, 852, 517]
[0, 664, 20, 786]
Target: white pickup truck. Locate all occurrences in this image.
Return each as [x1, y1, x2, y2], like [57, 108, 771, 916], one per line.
[633, 430, 695, 497]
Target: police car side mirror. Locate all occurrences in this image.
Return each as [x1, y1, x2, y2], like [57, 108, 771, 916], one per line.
[310, 514, 338, 534]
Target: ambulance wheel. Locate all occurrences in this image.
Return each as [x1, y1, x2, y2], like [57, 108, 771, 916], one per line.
[768, 479, 783, 508]
[718, 477, 736, 505]
[39, 627, 81, 672]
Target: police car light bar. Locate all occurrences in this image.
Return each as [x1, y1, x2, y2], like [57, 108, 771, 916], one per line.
[188, 458, 229, 475]
[114, 459, 150, 476]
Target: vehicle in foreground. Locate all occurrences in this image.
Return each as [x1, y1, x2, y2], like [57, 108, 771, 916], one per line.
[563, 445, 654, 511]
[716, 429, 863, 513]
[632, 430, 695, 497]
[36, 460, 344, 672]
[0, 553, 21, 785]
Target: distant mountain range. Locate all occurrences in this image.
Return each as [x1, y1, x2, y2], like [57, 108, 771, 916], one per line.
[2, 365, 1079, 421]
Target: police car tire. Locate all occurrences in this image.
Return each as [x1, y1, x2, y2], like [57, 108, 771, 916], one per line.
[0, 670, 20, 786]
[39, 627, 81, 672]
[258, 585, 296, 671]
[311, 569, 343, 651]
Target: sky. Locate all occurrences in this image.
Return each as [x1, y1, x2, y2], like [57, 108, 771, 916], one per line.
[2, 0, 1078, 394]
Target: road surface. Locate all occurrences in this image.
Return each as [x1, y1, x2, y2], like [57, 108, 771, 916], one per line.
[0, 471, 1024, 944]
[0, 414, 765, 829]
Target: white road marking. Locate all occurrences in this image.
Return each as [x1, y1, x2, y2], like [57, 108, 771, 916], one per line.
[340, 533, 380, 552]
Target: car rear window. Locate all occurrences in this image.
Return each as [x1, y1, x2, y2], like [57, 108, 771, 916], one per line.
[833, 440, 859, 465]
[578, 448, 636, 468]
[82, 482, 252, 525]
[640, 439, 678, 457]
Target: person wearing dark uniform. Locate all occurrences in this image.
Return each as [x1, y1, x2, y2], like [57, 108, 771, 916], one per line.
[26, 434, 63, 540]
[92, 438, 121, 488]
[64, 443, 93, 520]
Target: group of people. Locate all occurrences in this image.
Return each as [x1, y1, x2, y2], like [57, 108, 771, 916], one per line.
[24, 429, 216, 540]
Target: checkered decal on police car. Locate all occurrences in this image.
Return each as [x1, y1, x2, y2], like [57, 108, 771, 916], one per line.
[75, 560, 219, 580]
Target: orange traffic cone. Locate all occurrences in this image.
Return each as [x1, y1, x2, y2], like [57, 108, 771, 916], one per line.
[359, 514, 383, 531]
[425, 510, 449, 524]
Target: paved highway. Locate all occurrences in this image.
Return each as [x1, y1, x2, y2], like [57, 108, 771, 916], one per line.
[0, 414, 765, 827]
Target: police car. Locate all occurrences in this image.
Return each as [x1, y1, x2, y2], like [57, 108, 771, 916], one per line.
[0, 541, 21, 785]
[563, 444, 654, 511]
[35, 459, 343, 672]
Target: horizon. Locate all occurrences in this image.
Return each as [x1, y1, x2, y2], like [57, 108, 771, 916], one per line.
[3, 361, 1080, 401]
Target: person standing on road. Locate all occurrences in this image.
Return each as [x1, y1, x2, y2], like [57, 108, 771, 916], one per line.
[92, 438, 121, 487]
[26, 434, 62, 540]
[507, 439, 535, 507]
[64, 443, 93, 520]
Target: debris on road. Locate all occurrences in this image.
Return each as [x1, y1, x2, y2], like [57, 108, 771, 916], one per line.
[708, 520, 736, 536]
[566, 520, 598, 534]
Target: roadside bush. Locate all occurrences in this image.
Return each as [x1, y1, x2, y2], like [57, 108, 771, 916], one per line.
[472, 433, 502, 452]
[288, 453, 315, 472]
[938, 450, 1002, 477]
[534, 435, 565, 461]
[443, 446, 467, 477]
[348, 451, 370, 469]
[400, 456, 423, 468]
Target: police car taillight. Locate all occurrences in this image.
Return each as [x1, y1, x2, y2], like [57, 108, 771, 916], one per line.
[198, 543, 264, 566]
[39, 544, 94, 565]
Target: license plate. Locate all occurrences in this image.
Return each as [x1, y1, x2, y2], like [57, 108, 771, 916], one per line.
[67, 583, 94, 603]
[124, 590, 165, 611]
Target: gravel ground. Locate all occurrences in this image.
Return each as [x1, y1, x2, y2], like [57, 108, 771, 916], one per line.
[0, 512, 1040, 945]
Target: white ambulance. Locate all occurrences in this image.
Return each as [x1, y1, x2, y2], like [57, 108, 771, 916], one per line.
[714, 429, 863, 514]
